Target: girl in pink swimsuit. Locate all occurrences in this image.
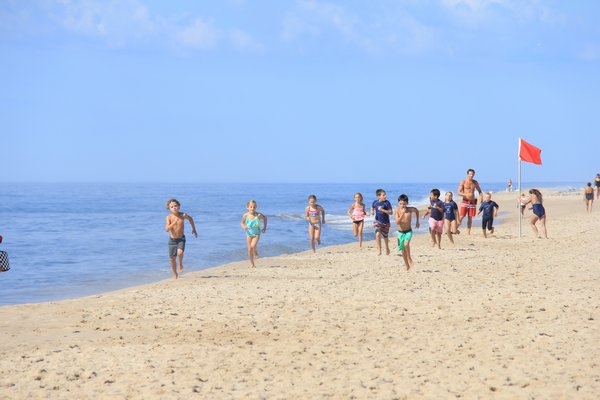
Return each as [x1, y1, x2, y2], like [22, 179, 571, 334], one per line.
[347, 192, 367, 247]
[306, 195, 325, 253]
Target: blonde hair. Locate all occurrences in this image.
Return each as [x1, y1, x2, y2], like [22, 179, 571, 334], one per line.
[246, 199, 257, 207]
[445, 191, 453, 199]
[165, 198, 180, 209]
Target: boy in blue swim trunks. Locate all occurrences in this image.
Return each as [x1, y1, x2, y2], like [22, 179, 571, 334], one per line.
[371, 189, 394, 255]
[165, 198, 198, 279]
[395, 194, 420, 270]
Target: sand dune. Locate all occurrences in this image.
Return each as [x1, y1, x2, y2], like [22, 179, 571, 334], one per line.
[1, 190, 598, 399]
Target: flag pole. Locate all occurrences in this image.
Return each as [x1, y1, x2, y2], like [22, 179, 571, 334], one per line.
[518, 138, 522, 238]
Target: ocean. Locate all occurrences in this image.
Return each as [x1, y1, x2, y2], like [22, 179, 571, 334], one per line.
[0, 182, 579, 306]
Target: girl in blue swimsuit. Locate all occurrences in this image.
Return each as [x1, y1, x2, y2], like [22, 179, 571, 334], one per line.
[521, 189, 548, 239]
[241, 200, 268, 268]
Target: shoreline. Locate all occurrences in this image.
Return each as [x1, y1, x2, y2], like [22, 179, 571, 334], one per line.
[0, 187, 549, 308]
[1, 189, 598, 398]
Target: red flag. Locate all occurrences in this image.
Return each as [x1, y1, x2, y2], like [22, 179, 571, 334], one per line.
[519, 138, 542, 165]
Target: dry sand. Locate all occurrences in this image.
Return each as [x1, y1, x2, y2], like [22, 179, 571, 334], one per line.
[1, 189, 599, 399]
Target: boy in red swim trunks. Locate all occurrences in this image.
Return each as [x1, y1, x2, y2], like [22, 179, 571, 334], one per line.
[457, 168, 483, 235]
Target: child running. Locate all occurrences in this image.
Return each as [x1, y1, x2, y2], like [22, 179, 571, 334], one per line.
[371, 189, 393, 255]
[347, 192, 367, 247]
[241, 200, 268, 268]
[520, 189, 548, 239]
[423, 188, 444, 249]
[584, 182, 594, 213]
[165, 198, 198, 279]
[395, 194, 420, 270]
[306, 195, 325, 253]
[477, 192, 499, 238]
[443, 192, 460, 244]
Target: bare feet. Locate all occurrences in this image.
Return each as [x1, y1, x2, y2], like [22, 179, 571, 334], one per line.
[386, 249, 390, 255]
[490, 227, 494, 234]
[178, 265, 184, 273]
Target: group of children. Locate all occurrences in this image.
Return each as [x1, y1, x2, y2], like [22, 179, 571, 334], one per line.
[163, 186, 510, 277]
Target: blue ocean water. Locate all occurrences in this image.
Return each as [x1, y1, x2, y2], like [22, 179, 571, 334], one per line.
[0, 182, 578, 306]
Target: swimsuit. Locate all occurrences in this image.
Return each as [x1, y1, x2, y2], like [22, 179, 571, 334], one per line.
[245, 215, 261, 237]
[532, 203, 545, 218]
[397, 229, 413, 251]
[307, 206, 321, 230]
[586, 192, 594, 200]
[443, 201, 458, 221]
[168, 235, 186, 257]
[459, 199, 477, 218]
[351, 205, 366, 224]
[479, 201, 499, 230]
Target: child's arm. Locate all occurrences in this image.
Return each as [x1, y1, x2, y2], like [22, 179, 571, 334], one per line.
[320, 206, 326, 224]
[394, 208, 400, 225]
[413, 208, 420, 229]
[185, 214, 198, 238]
[305, 207, 310, 221]
[240, 213, 248, 230]
[476, 205, 482, 216]
[347, 204, 354, 219]
[494, 203, 499, 217]
[423, 206, 430, 218]
[260, 213, 268, 233]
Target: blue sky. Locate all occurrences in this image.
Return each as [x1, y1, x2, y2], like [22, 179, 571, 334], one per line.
[1, 0, 599, 184]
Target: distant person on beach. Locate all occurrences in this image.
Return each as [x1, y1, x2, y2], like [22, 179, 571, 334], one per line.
[457, 168, 484, 235]
[423, 188, 444, 249]
[165, 198, 197, 279]
[584, 183, 594, 213]
[395, 194, 420, 270]
[507, 178, 513, 192]
[371, 189, 393, 255]
[306, 195, 326, 253]
[241, 200, 267, 268]
[595, 174, 600, 199]
[519, 193, 528, 216]
[477, 192, 499, 238]
[443, 192, 460, 244]
[347, 192, 367, 247]
[520, 189, 548, 239]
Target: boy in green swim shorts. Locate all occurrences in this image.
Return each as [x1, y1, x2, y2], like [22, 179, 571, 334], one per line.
[395, 194, 420, 270]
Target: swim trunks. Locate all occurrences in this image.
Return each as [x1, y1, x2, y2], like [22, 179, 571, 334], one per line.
[532, 203, 545, 218]
[168, 235, 186, 257]
[397, 229, 413, 251]
[459, 199, 477, 218]
[428, 217, 443, 234]
[374, 221, 391, 238]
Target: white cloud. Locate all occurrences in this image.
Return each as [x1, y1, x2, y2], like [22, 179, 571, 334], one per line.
[229, 29, 264, 52]
[177, 18, 219, 49]
[280, 0, 434, 55]
[17, 0, 263, 53]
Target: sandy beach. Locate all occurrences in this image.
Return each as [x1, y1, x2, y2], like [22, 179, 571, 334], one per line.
[1, 189, 598, 399]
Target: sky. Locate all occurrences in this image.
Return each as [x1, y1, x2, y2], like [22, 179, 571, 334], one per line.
[1, 0, 599, 184]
